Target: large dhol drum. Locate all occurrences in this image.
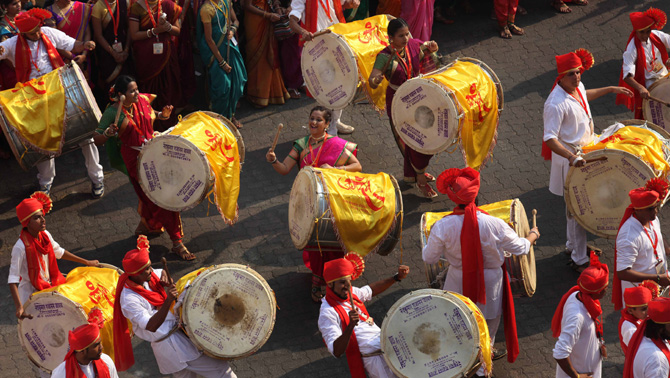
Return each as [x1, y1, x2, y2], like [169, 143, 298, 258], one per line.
[138, 111, 245, 213]
[420, 199, 536, 297]
[381, 289, 490, 378]
[288, 167, 403, 256]
[643, 76, 670, 132]
[390, 58, 502, 167]
[0, 63, 102, 170]
[17, 266, 121, 372]
[177, 264, 276, 359]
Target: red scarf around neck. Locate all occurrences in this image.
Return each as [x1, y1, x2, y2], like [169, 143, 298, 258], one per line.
[324, 286, 370, 378]
[14, 31, 64, 83]
[303, 0, 345, 34]
[613, 205, 636, 311]
[552, 287, 604, 340]
[20, 229, 66, 291]
[449, 205, 488, 304]
[64, 354, 111, 378]
[619, 308, 643, 355]
[617, 31, 669, 119]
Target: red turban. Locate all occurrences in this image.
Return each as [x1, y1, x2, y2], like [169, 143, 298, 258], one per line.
[14, 8, 51, 33]
[67, 324, 100, 355]
[122, 248, 151, 276]
[624, 286, 652, 307]
[648, 297, 670, 323]
[323, 253, 365, 284]
[578, 256, 610, 293]
[436, 167, 480, 204]
[64, 308, 110, 378]
[16, 192, 52, 227]
[630, 8, 667, 31]
[629, 187, 661, 209]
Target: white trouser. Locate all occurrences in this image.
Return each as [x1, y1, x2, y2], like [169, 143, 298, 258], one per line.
[566, 204, 588, 265]
[172, 353, 237, 378]
[476, 315, 502, 376]
[327, 109, 342, 136]
[363, 355, 398, 378]
[36, 138, 103, 187]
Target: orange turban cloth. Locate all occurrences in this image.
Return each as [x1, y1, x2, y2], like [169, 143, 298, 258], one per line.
[436, 167, 480, 205]
[16, 192, 52, 227]
[14, 8, 51, 33]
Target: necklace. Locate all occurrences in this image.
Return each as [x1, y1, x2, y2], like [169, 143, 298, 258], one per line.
[309, 134, 326, 145]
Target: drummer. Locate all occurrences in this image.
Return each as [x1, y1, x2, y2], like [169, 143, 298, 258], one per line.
[369, 18, 440, 198]
[0, 8, 104, 197]
[542, 48, 632, 272]
[288, 0, 359, 135]
[617, 8, 670, 119]
[112, 239, 237, 377]
[422, 167, 538, 372]
[266, 105, 361, 302]
[94, 75, 196, 261]
[317, 255, 409, 377]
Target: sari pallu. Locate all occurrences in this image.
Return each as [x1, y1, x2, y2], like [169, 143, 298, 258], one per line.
[94, 0, 134, 90]
[400, 0, 433, 42]
[48, 1, 92, 41]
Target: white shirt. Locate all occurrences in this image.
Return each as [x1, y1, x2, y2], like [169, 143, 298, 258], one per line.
[633, 337, 670, 378]
[0, 27, 75, 81]
[422, 212, 531, 319]
[622, 30, 670, 88]
[289, 0, 347, 32]
[119, 269, 201, 375]
[553, 292, 602, 378]
[50, 353, 119, 378]
[8, 230, 65, 304]
[616, 216, 667, 306]
[621, 319, 639, 351]
[543, 81, 594, 196]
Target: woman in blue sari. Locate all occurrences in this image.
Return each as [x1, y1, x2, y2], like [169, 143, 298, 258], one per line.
[196, 0, 247, 128]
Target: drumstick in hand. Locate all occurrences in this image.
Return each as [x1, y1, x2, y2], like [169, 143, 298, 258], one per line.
[348, 286, 355, 309]
[584, 156, 608, 164]
[161, 257, 173, 285]
[532, 209, 537, 245]
[649, 95, 670, 108]
[312, 29, 332, 38]
[270, 123, 284, 152]
[112, 95, 125, 134]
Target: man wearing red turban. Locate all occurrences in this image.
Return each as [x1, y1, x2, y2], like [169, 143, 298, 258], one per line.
[318, 254, 409, 378]
[552, 254, 609, 378]
[0, 8, 103, 198]
[624, 297, 670, 377]
[619, 284, 654, 355]
[422, 167, 539, 375]
[614, 179, 670, 311]
[112, 240, 237, 377]
[617, 8, 670, 119]
[542, 48, 632, 272]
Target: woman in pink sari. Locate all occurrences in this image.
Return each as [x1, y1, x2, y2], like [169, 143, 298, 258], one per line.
[265, 105, 362, 302]
[46, 0, 92, 64]
[399, 0, 433, 41]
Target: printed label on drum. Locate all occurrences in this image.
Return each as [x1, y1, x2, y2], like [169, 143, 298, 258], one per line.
[620, 158, 649, 182]
[163, 143, 192, 162]
[34, 302, 66, 318]
[334, 46, 351, 75]
[447, 308, 474, 345]
[177, 174, 204, 203]
[387, 332, 416, 368]
[595, 217, 621, 231]
[307, 39, 327, 62]
[327, 85, 346, 105]
[436, 108, 449, 138]
[649, 101, 665, 126]
[398, 296, 438, 321]
[425, 354, 463, 377]
[24, 329, 51, 361]
[399, 122, 428, 148]
[305, 67, 323, 97]
[399, 87, 426, 108]
[571, 184, 592, 216]
[142, 161, 162, 191]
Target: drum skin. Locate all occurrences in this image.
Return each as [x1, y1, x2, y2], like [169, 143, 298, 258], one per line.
[643, 77, 670, 132]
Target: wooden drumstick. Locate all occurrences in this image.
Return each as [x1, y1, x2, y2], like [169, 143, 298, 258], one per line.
[270, 123, 283, 152]
[312, 29, 332, 38]
[583, 156, 608, 164]
[111, 94, 125, 135]
[161, 257, 173, 285]
[532, 209, 537, 245]
[348, 286, 355, 309]
[649, 95, 670, 108]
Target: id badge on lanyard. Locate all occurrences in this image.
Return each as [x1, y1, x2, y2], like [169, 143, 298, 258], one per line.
[153, 42, 164, 55]
[112, 41, 123, 53]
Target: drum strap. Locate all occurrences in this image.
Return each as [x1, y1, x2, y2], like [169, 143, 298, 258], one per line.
[360, 350, 383, 358]
[154, 322, 182, 342]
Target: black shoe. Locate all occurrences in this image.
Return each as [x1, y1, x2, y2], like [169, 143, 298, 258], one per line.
[492, 347, 507, 361]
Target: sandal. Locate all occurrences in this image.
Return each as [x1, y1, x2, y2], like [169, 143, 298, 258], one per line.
[424, 173, 436, 182]
[415, 183, 438, 199]
[508, 23, 525, 36]
[551, 0, 571, 13]
[568, 260, 588, 273]
[311, 286, 324, 303]
[134, 221, 164, 237]
[287, 88, 301, 99]
[232, 116, 243, 129]
[171, 242, 196, 261]
[499, 25, 512, 39]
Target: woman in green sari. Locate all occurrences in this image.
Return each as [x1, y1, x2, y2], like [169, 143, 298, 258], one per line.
[196, 0, 247, 128]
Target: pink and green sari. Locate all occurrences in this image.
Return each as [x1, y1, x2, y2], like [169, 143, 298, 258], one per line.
[47, 1, 92, 41]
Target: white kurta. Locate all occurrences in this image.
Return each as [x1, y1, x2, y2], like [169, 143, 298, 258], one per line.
[621, 319, 639, 351]
[616, 216, 667, 306]
[553, 292, 602, 378]
[7, 230, 65, 304]
[318, 285, 398, 378]
[633, 337, 670, 378]
[622, 30, 670, 88]
[50, 353, 119, 378]
[0, 27, 75, 80]
[289, 0, 347, 31]
[422, 212, 530, 319]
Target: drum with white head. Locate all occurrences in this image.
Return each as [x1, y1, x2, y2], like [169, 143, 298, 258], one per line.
[643, 76, 670, 132]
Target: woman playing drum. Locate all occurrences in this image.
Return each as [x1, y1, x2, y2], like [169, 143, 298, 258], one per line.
[265, 105, 362, 302]
[94, 75, 195, 261]
[369, 18, 440, 198]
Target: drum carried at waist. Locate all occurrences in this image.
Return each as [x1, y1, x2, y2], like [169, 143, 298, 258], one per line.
[288, 167, 403, 257]
[0, 63, 102, 170]
[137, 111, 244, 223]
[420, 198, 536, 297]
[173, 264, 276, 359]
[643, 75, 670, 132]
[565, 120, 670, 239]
[391, 58, 503, 170]
[18, 266, 123, 372]
[381, 289, 490, 378]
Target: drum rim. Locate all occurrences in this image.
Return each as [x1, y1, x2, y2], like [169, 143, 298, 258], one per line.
[642, 79, 670, 122]
[137, 133, 213, 212]
[181, 263, 277, 359]
[98, 263, 124, 275]
[0, 114, 30, 170]
[288, 167, 320, 249]
[181, 111, 246, 164]
[508, 199, 536, 297]
[565, 148, 656, 239]
[381, 289, 481, 378]
[300, 32, 360, 110]
[64, 62, 103, 121]
[18, 291, 88, 372]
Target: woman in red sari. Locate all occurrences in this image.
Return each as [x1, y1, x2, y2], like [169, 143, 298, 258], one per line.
[94, 75, 196, 261]
[266, 105, 362, 302]
[128, 0, 183, 131]
[46, 0, 92, 65]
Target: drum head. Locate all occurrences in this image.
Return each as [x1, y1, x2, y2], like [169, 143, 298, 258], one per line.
[381, 289, 481, 378]
[301, 32, 359, 110]
[181, 264, 276, 359]
[391, 77, 460, 155]
[288, 168, 319, 249]
[18, 292, 88, 372]
[565, 149, 656, 239]
[137, 134, 212, 212]
[644, 77, 670, 132]
[509, 199, 536, 297]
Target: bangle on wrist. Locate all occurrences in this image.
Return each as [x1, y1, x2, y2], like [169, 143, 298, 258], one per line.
[393, 273, 401, 282]
[269, 157, 278, 164]
[219, 59, 227, 68]
[529, 230, 539, 238]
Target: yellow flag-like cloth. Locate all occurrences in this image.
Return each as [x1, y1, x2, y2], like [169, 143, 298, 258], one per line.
[329, 15, 391, 112]
[318, 168, 397, 257]
[40, 267, 125, 363]
[423, 199, 513, 240]
[582, 126, 670, 177]
[427, 61, 499, 170]
[452, 292, 492, 376]
[0, 69, 66, 155]
[171, 112, 240, 224]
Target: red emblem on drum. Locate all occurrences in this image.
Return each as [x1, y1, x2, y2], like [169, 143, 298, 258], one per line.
[204, 129, 235, 162]
[357, 22, 389, 47]
[337, 176, 386, 211]
[11, 80, 47, 94]
[86, 280, 115, 308]
[465, 83, 492, 122]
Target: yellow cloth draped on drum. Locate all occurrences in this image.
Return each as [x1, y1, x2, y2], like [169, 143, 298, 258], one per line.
[452, 292, 492, 376]
[39, 267, 124, 363]
[423, 199, 513, 239]
[318, 168, 396, 256]
[0, 69, 66, 155]
[429, 61, 499, 170]
[581, 126, 670, 177]
[170, 112, 241, 224]
[328, 15, 390, 112]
